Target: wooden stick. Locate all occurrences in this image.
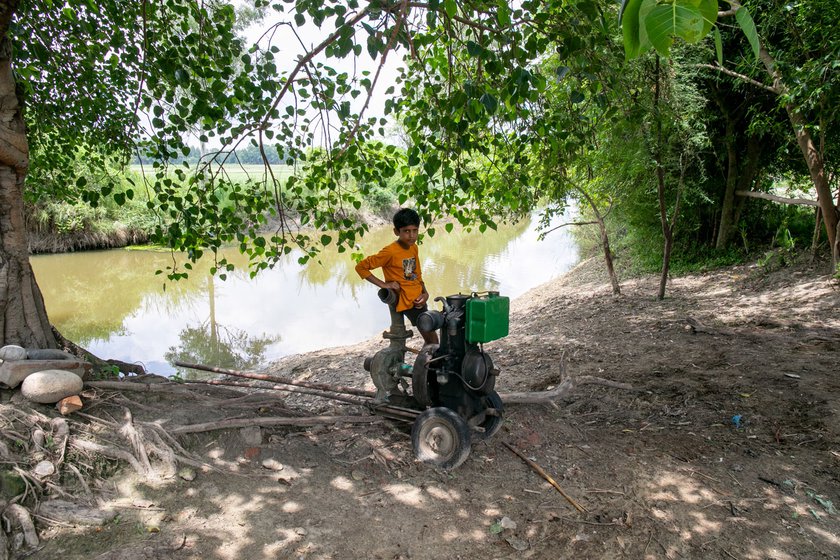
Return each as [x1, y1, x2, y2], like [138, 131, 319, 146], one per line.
[183, 379, 369, 407]
[170, 415, 380, 435]
[502, 441, 588, 514]
[173, 361, 376, 398]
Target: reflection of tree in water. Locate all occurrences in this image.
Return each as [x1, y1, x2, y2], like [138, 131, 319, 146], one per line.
[164, 322, 279, 379]
[164, 275, 279, 378]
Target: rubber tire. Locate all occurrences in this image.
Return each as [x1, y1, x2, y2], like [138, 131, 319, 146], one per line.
[411, 407, 472, 470]
[411, 343, 439, 408]
[472, 391, 504, 442]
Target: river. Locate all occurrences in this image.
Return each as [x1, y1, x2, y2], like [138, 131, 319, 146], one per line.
[31, 214, 579, 376]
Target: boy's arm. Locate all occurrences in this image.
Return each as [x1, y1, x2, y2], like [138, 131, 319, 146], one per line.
[413, 281, 430, 307]
[355, 248, 401, 291]
[412, 247, 429, 306]
[363, 274, 400, 291]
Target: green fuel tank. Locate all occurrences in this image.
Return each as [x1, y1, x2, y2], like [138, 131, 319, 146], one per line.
[465, 292, 509, 344]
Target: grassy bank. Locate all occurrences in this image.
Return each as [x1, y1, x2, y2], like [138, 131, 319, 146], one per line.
[27, 163, 400, 254]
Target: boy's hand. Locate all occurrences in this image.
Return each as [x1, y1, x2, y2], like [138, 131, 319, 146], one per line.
[383, 281, 401, 291]
[413, 291, 429, 307]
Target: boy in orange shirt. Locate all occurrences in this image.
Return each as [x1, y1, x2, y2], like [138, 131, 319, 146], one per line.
[355, 208, 440, 345]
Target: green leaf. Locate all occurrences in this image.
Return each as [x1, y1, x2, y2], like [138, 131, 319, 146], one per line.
[714, 27, 723, 66]
[620, 0, 644, 60]
[496, 2, 511, 27]
[644, 2, 704, 57]
[443, 0, 456, 18]
[320, 234, 332, 246]
[735, 6, 761, 61]
[445, 223, 454, 233]
[697, 0, 718, 36]
[479, 93, 498, 114]
[113, 192, 126, 206]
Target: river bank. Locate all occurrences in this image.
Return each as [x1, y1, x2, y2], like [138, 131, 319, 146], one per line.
[8, 253, 840, 559]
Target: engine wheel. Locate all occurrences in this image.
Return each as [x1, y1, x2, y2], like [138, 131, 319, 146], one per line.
[411, 407, 471, 470]
[411, 343, 439, 408]
[472, 391, 504, 442]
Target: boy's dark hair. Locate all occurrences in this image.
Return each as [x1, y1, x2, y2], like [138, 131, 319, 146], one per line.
[393, 208, 421, 229]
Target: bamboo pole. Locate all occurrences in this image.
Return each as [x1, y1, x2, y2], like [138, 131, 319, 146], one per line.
[173, 361, 375, 398]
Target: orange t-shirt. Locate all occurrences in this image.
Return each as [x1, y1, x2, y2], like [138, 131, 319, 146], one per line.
[355, 241, 424, 312]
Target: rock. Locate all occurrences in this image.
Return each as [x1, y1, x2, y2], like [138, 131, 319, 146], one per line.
[240, 426, 262, 446]
[178, 467, 197, 481]
[261, 458, 285, 471]
[0, 345, 27, 362]
[26, 348, 75, 361]
[56, 395, 83, 415]
[20, 370, 84, 404]
[500, 516, 517, 530]
[0, 359, 92, 389]
[33, 461, 55, 478]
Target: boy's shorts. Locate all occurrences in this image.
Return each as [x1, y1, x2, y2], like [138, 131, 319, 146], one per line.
[401, 305, 428, 329]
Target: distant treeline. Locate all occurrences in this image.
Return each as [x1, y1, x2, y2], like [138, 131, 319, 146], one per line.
[133, 143, 291, 166]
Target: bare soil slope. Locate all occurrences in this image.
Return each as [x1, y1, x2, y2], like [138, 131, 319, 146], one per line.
[22, 257, 840, 560]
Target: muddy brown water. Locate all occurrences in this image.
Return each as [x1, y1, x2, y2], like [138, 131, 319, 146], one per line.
[31, 215, 579, 376]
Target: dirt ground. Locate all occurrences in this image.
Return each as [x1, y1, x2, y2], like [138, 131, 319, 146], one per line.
[9, 254, 840, 560]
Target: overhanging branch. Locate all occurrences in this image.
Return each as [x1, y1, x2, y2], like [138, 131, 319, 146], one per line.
[694, 63, 779, 95]
[735, 190, 818, 206]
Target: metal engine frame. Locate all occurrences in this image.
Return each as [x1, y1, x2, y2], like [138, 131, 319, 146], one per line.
[364, 289, 504, 469]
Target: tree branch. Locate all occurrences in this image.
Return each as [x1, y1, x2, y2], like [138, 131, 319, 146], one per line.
[694, 63, 779, 95]
[735, 190, 818, 206]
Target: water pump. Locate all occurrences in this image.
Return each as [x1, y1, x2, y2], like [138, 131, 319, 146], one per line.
[364, 289, 509, 469]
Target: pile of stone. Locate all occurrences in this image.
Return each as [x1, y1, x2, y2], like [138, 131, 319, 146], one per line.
[0, 345, 92, 414]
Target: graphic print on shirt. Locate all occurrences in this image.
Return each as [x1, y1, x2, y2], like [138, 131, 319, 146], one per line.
[402, 257, 417, 280]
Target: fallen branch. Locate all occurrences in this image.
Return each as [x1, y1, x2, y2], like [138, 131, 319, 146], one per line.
[84, 380, 192, 394]
[184, 379, 369, 407]
[502, 442, 588, 514]
[170, 415, 380, 435]
[174, 361, 376, 398]
[498, 375, 635, 404]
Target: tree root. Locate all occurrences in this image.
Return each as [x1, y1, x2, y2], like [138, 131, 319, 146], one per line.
[499, 375, 636, 405]
[2, 503, 39, 549]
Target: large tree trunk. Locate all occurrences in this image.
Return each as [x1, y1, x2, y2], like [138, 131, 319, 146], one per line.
[0, 21, 56, 349]
[755, 41, 839, 267]
[714, 94, 738, 248]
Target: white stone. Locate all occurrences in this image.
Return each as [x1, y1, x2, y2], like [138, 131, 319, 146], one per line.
[33, 461, 55, 478]
[26, 349, 75, 361]
[21, 370, 84, 404]
[0, 345, 27, 361]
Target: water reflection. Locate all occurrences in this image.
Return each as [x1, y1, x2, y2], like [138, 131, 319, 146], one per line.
[31, 214, 578, 375]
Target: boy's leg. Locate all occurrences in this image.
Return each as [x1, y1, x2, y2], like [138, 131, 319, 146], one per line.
[403, 307, 439, 346]
[421, 328, 439, 345]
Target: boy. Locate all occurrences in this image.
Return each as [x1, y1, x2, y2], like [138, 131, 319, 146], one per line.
[355, 208, 440, 345]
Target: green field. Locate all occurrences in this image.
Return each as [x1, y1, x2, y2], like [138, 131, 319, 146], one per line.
[129, 164, 295, 185]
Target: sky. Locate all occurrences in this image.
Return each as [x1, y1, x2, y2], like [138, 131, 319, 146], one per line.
[237, 5, 407, 148]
